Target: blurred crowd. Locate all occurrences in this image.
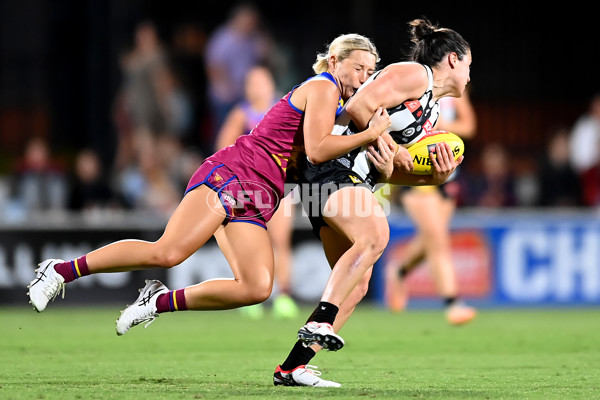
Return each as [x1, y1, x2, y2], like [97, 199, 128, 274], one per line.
[1, 3, 599, 223]
[447, 92, 600, 209]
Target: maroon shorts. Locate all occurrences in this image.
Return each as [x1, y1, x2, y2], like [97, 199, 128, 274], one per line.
[185, 160, 268, 229]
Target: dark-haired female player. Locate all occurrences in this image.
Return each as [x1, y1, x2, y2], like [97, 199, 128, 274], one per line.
[274, 18, 472, 387]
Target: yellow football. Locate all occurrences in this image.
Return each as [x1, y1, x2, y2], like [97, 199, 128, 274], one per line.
[406, 131, 464, 175]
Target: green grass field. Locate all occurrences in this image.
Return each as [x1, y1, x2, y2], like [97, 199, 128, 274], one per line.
[1, 304, 599, 399]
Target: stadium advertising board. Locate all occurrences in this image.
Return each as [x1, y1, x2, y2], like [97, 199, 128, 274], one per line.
[374, 211, 600, 307]
[1, 211, 598, 307]
[0, 222, 332, 305]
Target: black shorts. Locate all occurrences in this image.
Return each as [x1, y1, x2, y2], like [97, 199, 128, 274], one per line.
[298, 160, 370, 238]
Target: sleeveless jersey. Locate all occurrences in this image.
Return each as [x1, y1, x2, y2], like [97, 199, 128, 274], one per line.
[325, 63, 440, 190]
[206, 72, 342, 217]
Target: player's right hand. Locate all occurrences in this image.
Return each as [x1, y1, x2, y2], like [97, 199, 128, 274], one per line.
[367, 107, 391, 140]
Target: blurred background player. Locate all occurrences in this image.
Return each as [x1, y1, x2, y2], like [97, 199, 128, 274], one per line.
[568, 92, 600, 177]
[204, 2, 272, 153]
[536, 127, 582, 207]
[214, 65, 299, 319]
[384, 89, 478, 325]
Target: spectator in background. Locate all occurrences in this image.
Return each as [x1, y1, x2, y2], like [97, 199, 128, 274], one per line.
[113, 21, 168, 172]
[112, 19, 199, 217]
[68, 149, 117, 211]
[569, 92, 600, 175]
[537, 127, 582, 207]
[153, 64, 194, 140]
[580, 138, 600, 206]
[204, 2, 271, 153]
[155, 134, 204, 194]
[120, 21, 168, 134]
[115, 133, 180, 217]
[170, 23, 209, 149]
[11, 137, 68, 213]
[466, 142, 516, 207]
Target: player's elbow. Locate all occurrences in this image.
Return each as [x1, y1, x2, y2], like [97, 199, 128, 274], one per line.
[463, 124, 477, 139]
[345, 101, 364, 128]
[307, 157, 325, 165]
[305, 148, 326, 165]
[345, 100, 358, 117]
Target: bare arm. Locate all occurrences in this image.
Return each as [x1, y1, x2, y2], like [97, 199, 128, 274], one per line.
[215, 106, 246, 150]
[346, 63, 429, 130]
[436, 93, 477, 139]
[294, 80, 390, 164]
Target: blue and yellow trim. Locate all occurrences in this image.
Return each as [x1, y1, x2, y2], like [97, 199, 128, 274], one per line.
[70, 259, 82, 278]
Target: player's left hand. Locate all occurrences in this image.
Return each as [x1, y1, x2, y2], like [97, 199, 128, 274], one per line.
[430, 142, 464, 185]
[393, 145, 413, 173]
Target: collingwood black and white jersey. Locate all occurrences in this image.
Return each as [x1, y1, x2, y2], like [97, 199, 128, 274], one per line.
[326, 63, 440, 190]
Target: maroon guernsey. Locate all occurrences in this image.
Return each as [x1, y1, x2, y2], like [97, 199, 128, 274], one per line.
[185, 72, 340, 227]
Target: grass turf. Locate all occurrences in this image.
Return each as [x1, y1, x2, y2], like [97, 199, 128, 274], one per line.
[1, 305, 599, 399]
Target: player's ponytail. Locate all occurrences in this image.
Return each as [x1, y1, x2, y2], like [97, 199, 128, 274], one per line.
[313, 33, 379, 74]
[409, 18, 436, 42]
[407, 18, 470, 67]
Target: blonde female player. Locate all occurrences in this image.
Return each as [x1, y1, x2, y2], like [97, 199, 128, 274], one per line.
[27, 33, 388, 364]
[215, 65, 299, 319]
[274, 18, 471, 387]
[385, 90, 478, 325]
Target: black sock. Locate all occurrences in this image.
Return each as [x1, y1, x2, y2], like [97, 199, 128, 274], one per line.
[443, 296, 458, 307]
[280, 341, 316, 371]
[307, 301, 339, 325]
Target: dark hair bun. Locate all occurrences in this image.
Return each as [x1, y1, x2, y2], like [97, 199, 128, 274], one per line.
[406, 17, 470, 66]
[409, 18, 437, 42]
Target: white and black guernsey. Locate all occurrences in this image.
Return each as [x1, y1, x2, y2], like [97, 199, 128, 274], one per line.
[314, 63, 440, 191]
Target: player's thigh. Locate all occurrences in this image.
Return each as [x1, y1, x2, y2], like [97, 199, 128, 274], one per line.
[215, 221, 275, 286]
[322, 186, 389, 244]
[156, 185, 225, 262]
[439, 195, 456, 224]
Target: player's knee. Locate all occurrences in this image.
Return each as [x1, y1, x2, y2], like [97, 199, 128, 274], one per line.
[236, 270, 273, 304]
[357, 227, 389, 259]
[372, 232, 389, 256]
[150, 248, 188, 269]
[244, 283, 272, 304]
